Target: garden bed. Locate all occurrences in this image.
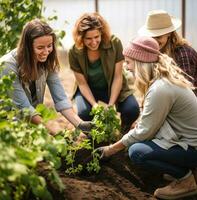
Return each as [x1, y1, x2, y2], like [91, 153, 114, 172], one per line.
[43, 57, 197, 200]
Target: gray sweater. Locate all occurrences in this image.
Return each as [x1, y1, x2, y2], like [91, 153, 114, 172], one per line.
[121, 79, 197, 150]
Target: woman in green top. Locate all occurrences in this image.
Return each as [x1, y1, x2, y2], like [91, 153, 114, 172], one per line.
[69, 12, 140, 133]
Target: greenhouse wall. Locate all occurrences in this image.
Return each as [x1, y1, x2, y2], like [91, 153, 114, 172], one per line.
[43, 0, 197, 50]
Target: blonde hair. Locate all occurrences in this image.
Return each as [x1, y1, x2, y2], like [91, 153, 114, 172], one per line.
[161, 31, 189, 59]
[72, 12, 111, 49]
[134, 53, 194, 98]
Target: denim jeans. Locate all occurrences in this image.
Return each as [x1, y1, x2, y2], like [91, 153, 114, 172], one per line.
[128, 141, 197, 179]
[74, 89, 140, 132]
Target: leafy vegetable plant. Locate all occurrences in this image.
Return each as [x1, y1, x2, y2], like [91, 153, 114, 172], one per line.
[0, 69, 121, 200]
[86, 105, 121, 173]
[0, 71, 65, 200]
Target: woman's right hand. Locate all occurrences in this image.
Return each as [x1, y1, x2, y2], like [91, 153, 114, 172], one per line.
[96, 145, 117, 158]
[77, 121, 94, 133]
[31, 115, 61, 135]
[44, 120, 62, 135]
[96, 141, 126, 158]
[92, 102, 99, 108]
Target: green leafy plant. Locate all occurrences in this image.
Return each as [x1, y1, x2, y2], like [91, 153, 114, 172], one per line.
[0, 74, 121, 198]
[0, 71, 67, 199]
[90, 105, 121, 143]
[86, 151, 101, 173]
[36, 104, 57, 123]
[0, 0, 43, 56]
[54, 130, 92, 175]
[0, 0, 66, 57]
[85, 105, 121, 173]
[57, 105, 121, 175]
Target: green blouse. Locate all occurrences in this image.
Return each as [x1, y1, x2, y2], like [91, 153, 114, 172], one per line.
[87, 59, 108, 90]
[68, 35, 134, 102]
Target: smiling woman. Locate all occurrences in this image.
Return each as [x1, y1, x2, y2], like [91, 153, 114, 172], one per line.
[68, 12, 140, 134]
[0, 18, 93, 135]
[33, 35, 53, 63]
[83, 29, 101, 52]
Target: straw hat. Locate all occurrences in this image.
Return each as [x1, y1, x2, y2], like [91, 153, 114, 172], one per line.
[138, 10, 182, 37]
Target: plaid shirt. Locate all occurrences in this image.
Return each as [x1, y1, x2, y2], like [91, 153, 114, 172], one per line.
[175, 45, 197, 96]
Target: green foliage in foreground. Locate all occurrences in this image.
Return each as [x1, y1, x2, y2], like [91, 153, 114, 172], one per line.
[0, 71, 121, 199]
[86, 105, 121, 173]
[63, 105, 121, 175]
[0, 72, 64, 200]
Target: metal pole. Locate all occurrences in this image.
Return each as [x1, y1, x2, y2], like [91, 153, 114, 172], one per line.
[181, 0, 186, 37]
[95, 0, 99, 12]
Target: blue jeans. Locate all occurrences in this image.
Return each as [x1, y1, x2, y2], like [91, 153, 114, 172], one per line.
[74, 89, 140, 132]
[128, 141, 197, 179]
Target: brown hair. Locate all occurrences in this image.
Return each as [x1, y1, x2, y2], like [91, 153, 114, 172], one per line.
[17, 18, 59, 83]
[160, 31, 189, 60]
[72, 12, 111, 49]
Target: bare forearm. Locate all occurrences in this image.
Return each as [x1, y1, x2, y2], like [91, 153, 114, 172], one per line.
[74, 72, 97, 107]
[102, 140, 126, 157]
[109, 77, 122, 105]
[78, 84, 97, 106]
[61, 108, 82, 127]
[110, 140, 126, 153]
[31, 114, 58, 135]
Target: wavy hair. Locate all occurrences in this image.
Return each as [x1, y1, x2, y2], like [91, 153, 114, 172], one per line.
[17, 18, 59, 83]
[72, 12, 111, 49]
[160, 31, 189, 60]
[134, 54, 194, 99]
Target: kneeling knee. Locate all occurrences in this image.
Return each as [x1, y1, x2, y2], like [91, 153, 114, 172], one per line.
[128, 144, 145, 165]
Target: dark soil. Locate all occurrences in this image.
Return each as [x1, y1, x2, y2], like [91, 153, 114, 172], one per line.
[44, 149, 197, 200]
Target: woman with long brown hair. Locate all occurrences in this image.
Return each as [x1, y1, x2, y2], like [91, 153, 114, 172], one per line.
[138, 10, 197, 96]
[0, 19, 92, 134]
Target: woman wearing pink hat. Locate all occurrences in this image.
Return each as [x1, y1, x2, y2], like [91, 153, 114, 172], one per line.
[97, 36, 197, 199]
[138, 10, 197, 96]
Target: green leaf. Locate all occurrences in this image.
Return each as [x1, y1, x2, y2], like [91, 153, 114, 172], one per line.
[36, 104, 57, 122]
[0, 120, 8, 129]
[8, 163, 28, 181]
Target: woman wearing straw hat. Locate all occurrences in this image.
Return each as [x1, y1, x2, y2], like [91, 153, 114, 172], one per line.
[97, 36, 197, 199]
[138, 10, 197, 96]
